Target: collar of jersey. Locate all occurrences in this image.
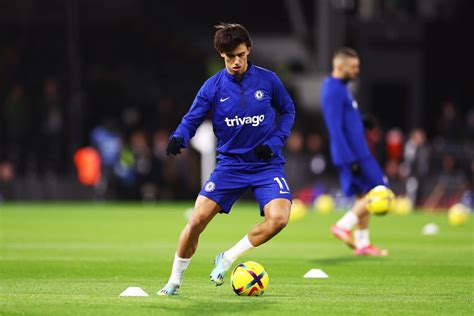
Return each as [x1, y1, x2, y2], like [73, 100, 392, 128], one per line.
[330, 75, 349, 85]
[224, 62, 255, 82]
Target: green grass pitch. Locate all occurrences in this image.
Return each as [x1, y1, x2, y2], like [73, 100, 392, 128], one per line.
[1, 202, 472, 315]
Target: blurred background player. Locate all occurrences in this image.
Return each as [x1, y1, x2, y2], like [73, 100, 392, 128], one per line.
[321, 47, 389, 256]
[158, 23, 295, 295]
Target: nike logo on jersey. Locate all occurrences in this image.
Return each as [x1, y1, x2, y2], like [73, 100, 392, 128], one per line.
[220, 97, 230, 102]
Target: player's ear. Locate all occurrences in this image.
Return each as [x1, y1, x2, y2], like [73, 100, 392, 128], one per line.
[220, 52, 226, 58]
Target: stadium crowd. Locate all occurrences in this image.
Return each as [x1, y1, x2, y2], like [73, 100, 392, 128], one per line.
[1, 63, 472, 209]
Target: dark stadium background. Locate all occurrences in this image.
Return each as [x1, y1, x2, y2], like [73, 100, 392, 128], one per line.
[0, 0, 472, 210]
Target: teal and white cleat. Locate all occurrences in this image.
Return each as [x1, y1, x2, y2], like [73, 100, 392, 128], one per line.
[209, 252, 231, 286]
[157, 283, 180, 296]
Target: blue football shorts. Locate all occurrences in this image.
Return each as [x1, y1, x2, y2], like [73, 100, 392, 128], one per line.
[199, 164, 292, 216]
[336, 158, 387, 197]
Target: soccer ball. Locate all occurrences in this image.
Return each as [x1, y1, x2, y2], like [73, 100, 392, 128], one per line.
[448, 203, 470, 226]
[289, 199, 307, 222]
[365, 185, 395, 215]
[313, 194, 335, 214]
[231, 261, 269, 296]
[392, 196, 413, 215]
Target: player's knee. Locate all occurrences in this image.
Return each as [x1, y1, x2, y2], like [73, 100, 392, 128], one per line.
[188, 213, 208, 231]
[268, 214, 288, 232]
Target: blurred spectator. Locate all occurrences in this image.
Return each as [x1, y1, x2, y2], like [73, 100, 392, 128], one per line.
[0, 161, 14, 182]
[152, 130, 169, 160]
[363, 113, 385, 162]
[73, 147, 101, 186]
[130, 130, 151, 172]
[283, 131, 307, 191]
[403, 128, 430, 204]
[3, 84, 29, 175]
[90, 119, 122, 199]
[436, 100, 462, 140]
[114, 139, 137, 199]
[39, 78, 65, 176]
[384, 159, 406, 195]
[130, 130, 153, 199]
[0, 161, 15, 201]
[385, 128, 404, 162]
[162, 148, 200, 200]
[150, 130, 168, 197]
[403, 128, 430, 178]
[121, 106, 141, 134]
[423, 155, 468, 210]
[305, 132, 327, 178]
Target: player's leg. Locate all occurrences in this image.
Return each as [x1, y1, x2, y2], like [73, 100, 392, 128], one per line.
[352, 159, 388, 256]
[331, 196, 367, 249]
[330, 163, 363, 248]
[353, 210, 369, 248]
[176, 196, 221, 258]
[158, 195, 220, 295]
[353, 207, 388, 256]
[210, 168, 291, 286]
[210, 198, 290, 286]
[248, 198, 291, 245]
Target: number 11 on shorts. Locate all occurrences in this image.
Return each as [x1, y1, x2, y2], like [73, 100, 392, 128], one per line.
[274, 177, 290, 194]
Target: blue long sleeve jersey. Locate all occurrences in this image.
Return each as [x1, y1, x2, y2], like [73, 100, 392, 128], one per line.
[172, 63, 295, 167]
[320, 76, 372, 166]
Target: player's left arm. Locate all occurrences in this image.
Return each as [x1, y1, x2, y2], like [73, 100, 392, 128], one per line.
[264, 74, 296, 154]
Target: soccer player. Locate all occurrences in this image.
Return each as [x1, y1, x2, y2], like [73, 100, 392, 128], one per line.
[158, 23, 295, 295]
[321, 47, 388, 256]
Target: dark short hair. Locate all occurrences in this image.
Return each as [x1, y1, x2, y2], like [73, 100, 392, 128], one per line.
[333, 47, 359, 60]
[214, 23, 252, 54]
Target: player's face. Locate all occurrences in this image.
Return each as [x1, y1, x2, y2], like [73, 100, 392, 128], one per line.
[220, 43, 250, 77]
[342, 57, 360, 80]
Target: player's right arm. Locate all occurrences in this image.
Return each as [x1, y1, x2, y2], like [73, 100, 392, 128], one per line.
[170, 80, 212, 149]
[321, 85, 357, 165]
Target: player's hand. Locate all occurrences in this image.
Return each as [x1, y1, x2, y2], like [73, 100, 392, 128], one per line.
[166, 136, 184, 156]
[351, 162, 361, 176]
[254, 144, 273, 161]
